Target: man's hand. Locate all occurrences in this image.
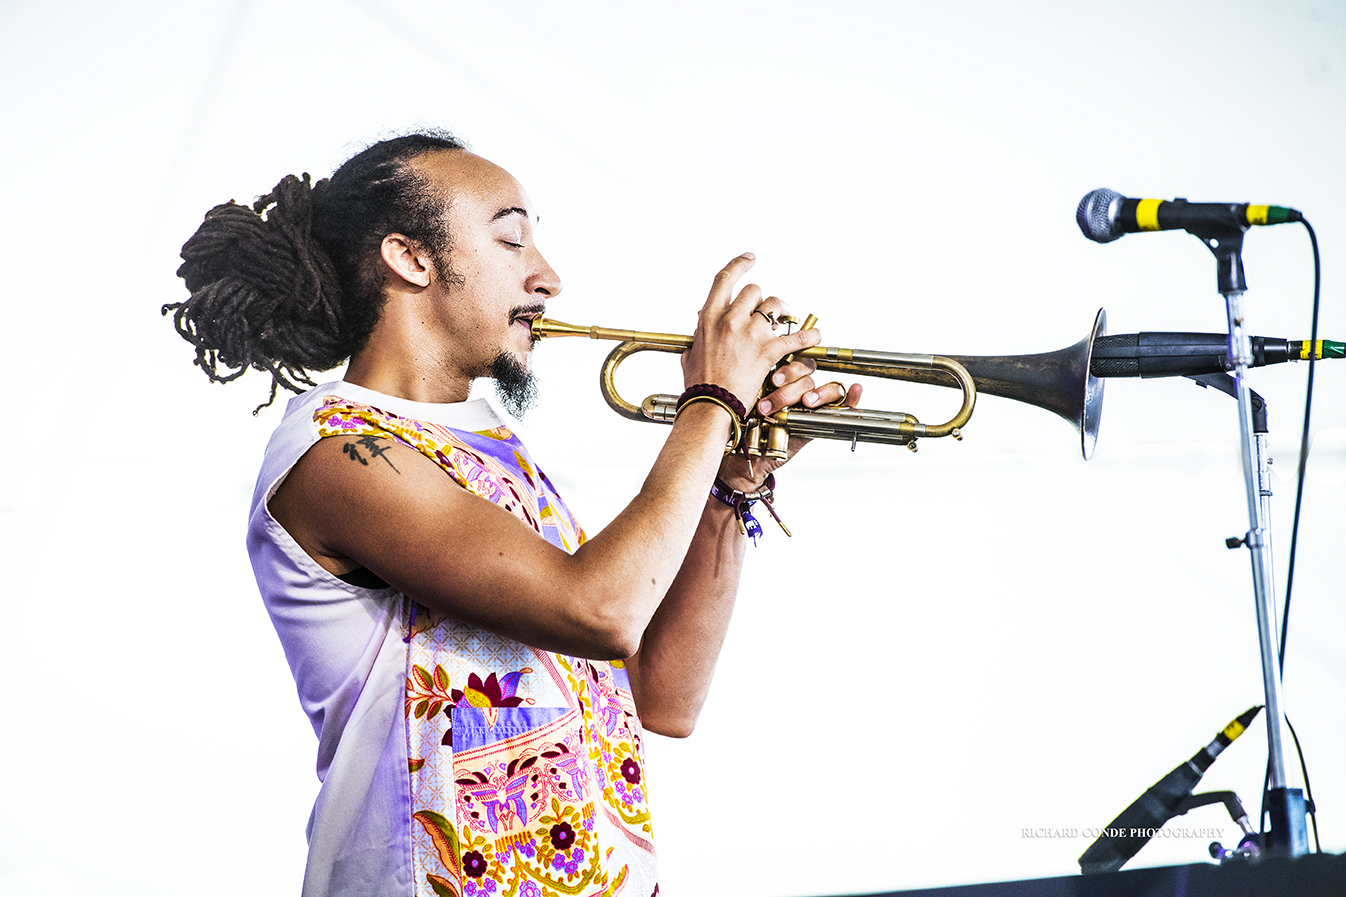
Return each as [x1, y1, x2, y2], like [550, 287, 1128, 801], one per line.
[679, 253, 820, 414]
[717, 357, 863, 493]
[676, 252, 863, 491]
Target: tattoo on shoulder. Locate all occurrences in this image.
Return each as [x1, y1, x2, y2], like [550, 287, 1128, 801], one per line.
[342, 434, 400, 473]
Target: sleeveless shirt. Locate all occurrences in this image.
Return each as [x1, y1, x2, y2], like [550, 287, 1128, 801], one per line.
[246, 382, 657, 897]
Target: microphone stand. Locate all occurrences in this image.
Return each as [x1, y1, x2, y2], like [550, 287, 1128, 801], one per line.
[1198, 229, 1309, 857]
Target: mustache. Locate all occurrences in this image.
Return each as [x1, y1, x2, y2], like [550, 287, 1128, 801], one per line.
[510, 304, 546, 346]
[509, 304, 547, 324]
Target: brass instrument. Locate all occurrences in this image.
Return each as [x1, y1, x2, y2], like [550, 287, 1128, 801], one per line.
[531, 309, 1108, 460]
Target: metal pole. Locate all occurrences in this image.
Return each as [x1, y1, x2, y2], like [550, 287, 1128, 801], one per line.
[1222, 288, 1308, 856]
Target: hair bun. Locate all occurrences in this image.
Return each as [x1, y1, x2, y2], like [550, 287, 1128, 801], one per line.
[166, 130, 466, 410]
[166, 173, 349, 409]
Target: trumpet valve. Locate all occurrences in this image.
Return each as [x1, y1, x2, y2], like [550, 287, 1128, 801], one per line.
[744, 420, 764, 458]
[764, 421, 790, 461]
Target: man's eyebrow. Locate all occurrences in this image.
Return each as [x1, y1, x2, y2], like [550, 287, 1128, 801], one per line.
[491, 206, 533, 222]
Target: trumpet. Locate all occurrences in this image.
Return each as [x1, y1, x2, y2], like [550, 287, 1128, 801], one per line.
[531, 309, 1108, 460]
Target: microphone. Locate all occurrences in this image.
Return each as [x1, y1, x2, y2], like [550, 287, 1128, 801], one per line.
[1079, 706, 1262, 875]
[1090, 333, 1344, 378]
[1076, 188, 1302, 243]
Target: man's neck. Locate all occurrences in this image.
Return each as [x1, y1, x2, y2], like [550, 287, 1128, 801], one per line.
[342, 279, 484, 403]
[344, 336, 475, 405]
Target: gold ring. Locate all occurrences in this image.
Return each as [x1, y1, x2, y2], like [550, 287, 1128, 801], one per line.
[753, 309, 778, 329]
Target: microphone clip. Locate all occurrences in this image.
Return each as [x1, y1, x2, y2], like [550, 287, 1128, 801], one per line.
[1195, 222, 1248, 296]
[1183, 790, 1260, 864]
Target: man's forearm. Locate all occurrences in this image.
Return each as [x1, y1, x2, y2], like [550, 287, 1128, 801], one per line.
[625, 496, 749, 737]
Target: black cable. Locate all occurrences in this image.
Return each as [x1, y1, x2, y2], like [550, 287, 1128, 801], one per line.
[1280, 219, 1320, 669]
[1258, 218, 1322, 852]
[1286, 714, 1322, 852]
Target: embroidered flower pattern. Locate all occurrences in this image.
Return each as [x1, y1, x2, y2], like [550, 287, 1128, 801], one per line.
[452, 671, 528, 709]
[548, 821, 575, 850]
[462, 850, 487, 878]
[406, 662, 454, 722]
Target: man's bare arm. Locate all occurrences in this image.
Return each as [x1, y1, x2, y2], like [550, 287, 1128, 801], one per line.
[625, 373, 862, 737]
[270, 399, 734, 660]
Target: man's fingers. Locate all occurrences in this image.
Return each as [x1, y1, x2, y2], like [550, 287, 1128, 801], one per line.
[773, 324, 822, 359]
[802, 381, 862, 408]
[704, 252, 757, 312]
[727, 283, 765, 321]
[756, 367, 826, 416]
[758, 376, 861, 416]
[768, 358, 817, 389]
[735, 292, 789, 324]
[801, 380, 848, 407]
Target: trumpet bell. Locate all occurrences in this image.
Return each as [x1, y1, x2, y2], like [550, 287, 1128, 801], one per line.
[944, 308, 1107, 460]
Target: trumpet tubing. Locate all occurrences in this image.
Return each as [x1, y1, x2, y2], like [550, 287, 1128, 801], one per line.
[531, 310, 1107, 460]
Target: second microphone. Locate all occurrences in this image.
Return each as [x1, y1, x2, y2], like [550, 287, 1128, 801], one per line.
[1090, 332, 1341, 379]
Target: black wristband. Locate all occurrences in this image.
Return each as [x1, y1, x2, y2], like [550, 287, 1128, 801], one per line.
[676, 384, 747, 421]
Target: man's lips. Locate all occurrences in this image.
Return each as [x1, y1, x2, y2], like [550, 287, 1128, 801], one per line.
[511, 308, 545, 344]
[511, 307, 545, 326]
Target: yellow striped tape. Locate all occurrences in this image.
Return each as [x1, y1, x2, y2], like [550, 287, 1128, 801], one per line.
[1137, 198, 1162, 231]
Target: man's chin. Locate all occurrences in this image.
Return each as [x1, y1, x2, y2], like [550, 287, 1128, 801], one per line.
[491, 351, 539, 418]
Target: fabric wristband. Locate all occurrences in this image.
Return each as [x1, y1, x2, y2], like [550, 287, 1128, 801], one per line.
[675, 384, 747, 453]
[675, 383, 747, 419]
[709, 472, 790, 543]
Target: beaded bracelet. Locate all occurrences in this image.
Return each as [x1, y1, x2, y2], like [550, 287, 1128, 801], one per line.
[709, 472, 791, 543]
[675, 384, 747, 453]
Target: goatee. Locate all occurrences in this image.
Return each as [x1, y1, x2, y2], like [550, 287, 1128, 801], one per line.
[491, 352, 539, 418]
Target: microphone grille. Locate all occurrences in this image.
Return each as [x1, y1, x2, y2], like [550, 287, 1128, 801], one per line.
[1076, 188, 1124, 243]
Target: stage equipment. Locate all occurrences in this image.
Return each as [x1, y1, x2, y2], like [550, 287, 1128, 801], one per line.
[854, 852, 1346, 896]
[1078, 189, 1319, 858]
[1076, 188, 1302, 244]
[1078, 706, 1262, 874]
[531, 311, 1108, 459]
[1091, 333, 1343, 379]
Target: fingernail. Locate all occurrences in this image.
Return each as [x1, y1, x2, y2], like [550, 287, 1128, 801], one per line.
[741, 252, 755, 260]
[805, 391, 818, 404]
[772, 372, 784, 386]
[757, 399, 771, 415]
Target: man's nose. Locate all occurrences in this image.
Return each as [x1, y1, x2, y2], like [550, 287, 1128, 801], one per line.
[531, 251, 562, 298]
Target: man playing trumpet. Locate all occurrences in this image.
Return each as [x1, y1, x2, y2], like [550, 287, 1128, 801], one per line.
[166, 130, 858, 897]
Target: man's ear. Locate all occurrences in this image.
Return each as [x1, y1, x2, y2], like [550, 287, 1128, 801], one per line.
[380, 233, 433, 288]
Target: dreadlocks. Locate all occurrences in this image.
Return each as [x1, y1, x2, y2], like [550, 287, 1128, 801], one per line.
[164, 130, 466, 410]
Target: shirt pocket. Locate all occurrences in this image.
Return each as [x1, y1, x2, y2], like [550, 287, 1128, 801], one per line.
[442, 705, 610, 895]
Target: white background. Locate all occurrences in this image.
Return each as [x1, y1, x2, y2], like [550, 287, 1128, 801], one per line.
[1, 1, 1343, 895]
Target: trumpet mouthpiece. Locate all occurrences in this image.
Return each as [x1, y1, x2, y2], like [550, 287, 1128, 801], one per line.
[530, 317, 596, 340]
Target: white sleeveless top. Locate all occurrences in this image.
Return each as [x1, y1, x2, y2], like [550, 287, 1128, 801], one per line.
[247, 381, 657, 897]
